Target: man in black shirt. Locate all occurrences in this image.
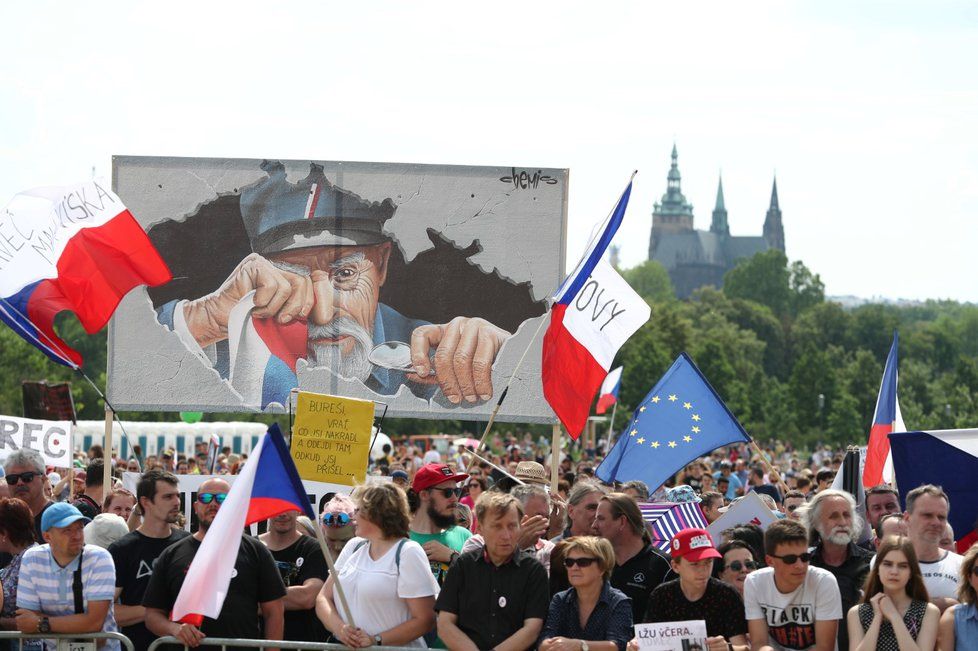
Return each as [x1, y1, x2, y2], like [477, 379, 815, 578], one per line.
[72, 460, 105, 519]
[645, 528, 748, 651]
[436, 492, 549, 650]
[594, 493, 671, 624]
[259, 510, 327, 642]
[143, 477, 286, 647]
[108, 469, 189, 651]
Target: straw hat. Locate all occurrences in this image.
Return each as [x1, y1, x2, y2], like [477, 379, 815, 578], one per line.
[514, 461, 548, 486]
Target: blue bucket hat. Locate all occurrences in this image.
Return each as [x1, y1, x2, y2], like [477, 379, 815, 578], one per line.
[240, 161, 396, 255]
[41, 502, 91, 533]
[666, 485, 701, 504]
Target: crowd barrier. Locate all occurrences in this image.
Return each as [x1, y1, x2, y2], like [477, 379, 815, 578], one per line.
[148, 636, 421, 651]
[0, 631, 135, 651]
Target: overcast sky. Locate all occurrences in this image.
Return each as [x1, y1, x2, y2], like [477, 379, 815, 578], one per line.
[1, 1, 976, 302]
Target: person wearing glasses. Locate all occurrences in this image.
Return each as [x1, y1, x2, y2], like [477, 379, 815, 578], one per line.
[3, 449, 53, 543]
[539, 536, 632, 651]
[320, 494, 358, 562]
[408, 464, 472, 586]
[713, 540, 759, 598]
[641, 529, 748, 651]
[744, 519, 842, 651]
[107, 470, 189, 651]
[460, 476, 487, 533]
[781, 490, 806, 522]
[938, 542, 978, 651]
[143, 477, 286, 648]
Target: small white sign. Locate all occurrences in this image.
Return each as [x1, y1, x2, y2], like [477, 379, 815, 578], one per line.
[59, 641, 96, 651]
[634, 619, 708, 651]
[0, 415, 73, 467]
[707, 490, 779, 543]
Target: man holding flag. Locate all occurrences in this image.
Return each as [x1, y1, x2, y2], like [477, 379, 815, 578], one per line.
[142, 476, 286, 647]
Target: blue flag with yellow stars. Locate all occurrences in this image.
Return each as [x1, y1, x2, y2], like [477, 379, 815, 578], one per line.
[595, 353, 751, 489]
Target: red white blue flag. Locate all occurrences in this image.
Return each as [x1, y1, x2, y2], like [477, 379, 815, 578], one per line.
[638, 501, 709, 553]
[542, 178, 650, 438]
[172, 423, 314, 625]
[596, 366, 623, 414]
[0, 181, 171, 366]
[863, 332, 905, 488]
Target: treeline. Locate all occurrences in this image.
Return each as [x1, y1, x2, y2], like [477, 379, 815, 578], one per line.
[1, 249, 975, 447]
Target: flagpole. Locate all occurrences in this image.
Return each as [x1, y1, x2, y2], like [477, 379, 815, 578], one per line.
[749, 440, 790, 497]
[550, 424, 561, 494]
[312, 519, 358, 630]
[607, 402, 619, 444]
[464, 314, 549, 474]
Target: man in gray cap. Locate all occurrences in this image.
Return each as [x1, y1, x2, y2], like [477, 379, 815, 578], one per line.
[158, 161, 510, 408]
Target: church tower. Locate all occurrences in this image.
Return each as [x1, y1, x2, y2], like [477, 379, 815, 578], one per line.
[763, 177, 785, 252]
[710, 176, 729, 237]
[648, 144, 695, 258]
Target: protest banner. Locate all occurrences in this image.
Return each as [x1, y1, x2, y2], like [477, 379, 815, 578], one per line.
[0, 414, 73, 467]
[123, 471, 369, 534]
[706, 490, 779, 543]
[634, 620, 708, 651]
[291, 391, 374, 486]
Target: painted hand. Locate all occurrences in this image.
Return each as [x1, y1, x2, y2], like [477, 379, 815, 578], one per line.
[409, 317, 510, 404]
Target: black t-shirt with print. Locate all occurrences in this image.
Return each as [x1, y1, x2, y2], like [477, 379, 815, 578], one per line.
[646, 577, 748, 640]
[611, 543, 672, 625]
[266, 535, 328, 643]
[108, 529, 191, 651]
[142, 534, 286, 641]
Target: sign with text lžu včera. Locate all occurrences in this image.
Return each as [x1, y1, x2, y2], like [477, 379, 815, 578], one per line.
[291, 392, 374, 486]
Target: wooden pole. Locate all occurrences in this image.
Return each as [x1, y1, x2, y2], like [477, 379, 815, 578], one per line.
[313, 520, 357, 630]
[749, 440, 790, 497]
[550, 423, 561, 494]
[103, 407, 113, 492]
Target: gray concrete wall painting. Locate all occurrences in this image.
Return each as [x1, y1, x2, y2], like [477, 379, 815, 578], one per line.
[109, 156, 567, 423]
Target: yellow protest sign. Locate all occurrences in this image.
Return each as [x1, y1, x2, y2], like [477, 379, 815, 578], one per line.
[291, 391, 375, 486]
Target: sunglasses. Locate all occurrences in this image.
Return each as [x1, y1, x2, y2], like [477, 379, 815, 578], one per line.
[786, 504, 802, 512]
[564, 557, 599, 568]
[724, 560, 759, 572]
[467, 483, 481, 489]
[771, 552, 812, 565]
[428, 487, 461, 498]
[197, 492, 227, 504]
[322, 512, 351, 527]
[5, 471, 39, 485]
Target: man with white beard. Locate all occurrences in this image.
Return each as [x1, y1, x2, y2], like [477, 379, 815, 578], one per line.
[156, 161, 510, 407]
[801, 489, 872, 651]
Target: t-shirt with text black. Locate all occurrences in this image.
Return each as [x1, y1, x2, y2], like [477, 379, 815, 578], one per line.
[108, 529, 191, 651]
[265, 535, 328, 643]
[142, 534, 286, 641]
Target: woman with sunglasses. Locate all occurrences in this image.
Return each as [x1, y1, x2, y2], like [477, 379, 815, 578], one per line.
[938, 542, 978, 651]
[713, 540, 759, 597]
[316, 483, 438, 648]
[460, 477, 486, 533]
[539, 536, 632, 651]
[848, 535, 939, 651]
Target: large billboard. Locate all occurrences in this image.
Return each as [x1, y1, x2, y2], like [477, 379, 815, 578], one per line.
[108, 157, 567, 423]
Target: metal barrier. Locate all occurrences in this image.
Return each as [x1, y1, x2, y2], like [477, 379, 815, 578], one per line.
[0, 631, 135, 651]
[148, 636, 419, 651]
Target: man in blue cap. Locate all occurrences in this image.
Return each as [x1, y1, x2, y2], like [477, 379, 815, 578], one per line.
[15, 502, 121, 650]
[158, 161, 510, 409]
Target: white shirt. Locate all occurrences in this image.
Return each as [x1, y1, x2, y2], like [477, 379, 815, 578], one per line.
[744, 566, 843, 651]
[333, 537, 439, 648]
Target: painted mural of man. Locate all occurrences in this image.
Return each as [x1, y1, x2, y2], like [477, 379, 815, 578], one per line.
[157, 162, 511, 407]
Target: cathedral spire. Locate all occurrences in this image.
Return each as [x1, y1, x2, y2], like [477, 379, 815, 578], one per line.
[763, 176, 785, 252]
[710, 175, 729, 236]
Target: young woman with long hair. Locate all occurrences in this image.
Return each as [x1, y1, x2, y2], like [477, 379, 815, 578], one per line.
[847, 535, 939, 650]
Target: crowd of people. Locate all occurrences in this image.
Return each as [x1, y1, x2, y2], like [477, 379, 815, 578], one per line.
[2, 437, 978, 651]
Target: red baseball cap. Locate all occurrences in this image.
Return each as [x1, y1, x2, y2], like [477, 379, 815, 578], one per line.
[670, 528, 722, 562]
[412, 463, 468, 492]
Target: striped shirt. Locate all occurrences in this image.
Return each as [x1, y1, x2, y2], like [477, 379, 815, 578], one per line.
[17, 544, 120, 651]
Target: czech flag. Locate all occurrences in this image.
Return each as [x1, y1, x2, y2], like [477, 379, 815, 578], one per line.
[542, 177, 651, 438]
[0, 181, 171, 367]
[862, 332, 905, 488]
[596, 366, 623, 414]
[171, 423, 314, 625]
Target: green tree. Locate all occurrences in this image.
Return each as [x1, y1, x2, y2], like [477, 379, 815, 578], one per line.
[621, 260, 675, 303]
[724, 250, 792, 317]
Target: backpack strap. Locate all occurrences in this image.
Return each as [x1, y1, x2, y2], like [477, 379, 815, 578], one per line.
[394, 539, 406, 571]
[72, 547, 84, 615]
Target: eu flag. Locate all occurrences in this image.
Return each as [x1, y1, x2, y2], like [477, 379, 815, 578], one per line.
[595, 353, 751, 489]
